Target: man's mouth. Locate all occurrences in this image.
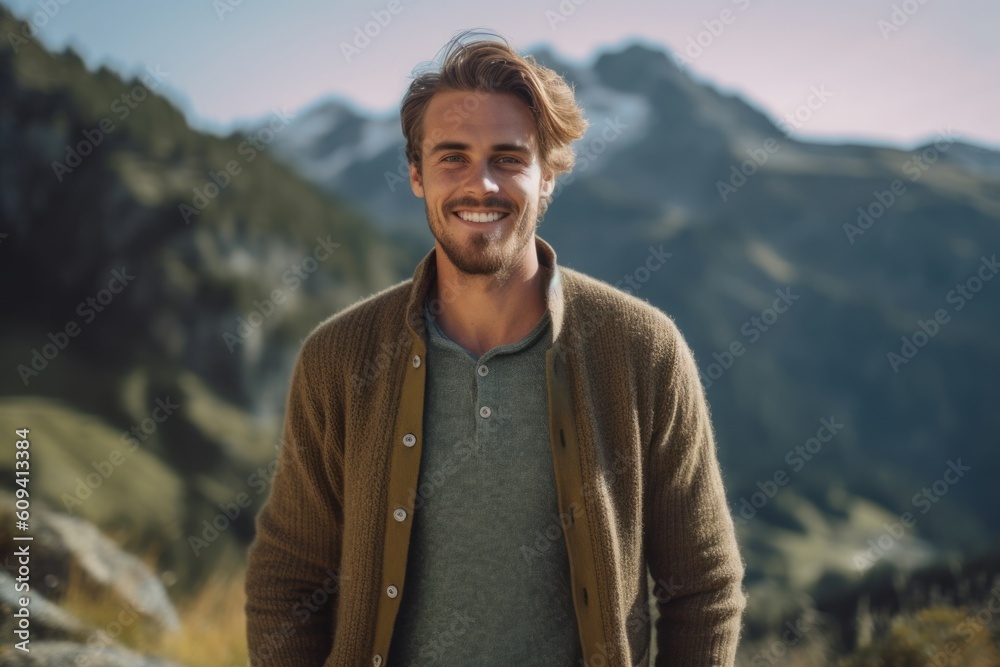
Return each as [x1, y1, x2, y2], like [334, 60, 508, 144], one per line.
[452, 210, 510, 223]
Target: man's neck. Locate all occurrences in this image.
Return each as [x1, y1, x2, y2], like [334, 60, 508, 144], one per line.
[429, 249, 550, 358]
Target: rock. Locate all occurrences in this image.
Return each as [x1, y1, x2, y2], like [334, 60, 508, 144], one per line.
[0, 492, 180, 634]
[0, 570, 95, 643]
[40, 512, 181, 632]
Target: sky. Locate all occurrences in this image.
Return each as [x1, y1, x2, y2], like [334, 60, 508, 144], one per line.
[4, 0, 998, 150]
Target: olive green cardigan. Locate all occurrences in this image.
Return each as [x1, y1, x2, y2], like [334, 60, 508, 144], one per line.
[245, 235, 746, 666]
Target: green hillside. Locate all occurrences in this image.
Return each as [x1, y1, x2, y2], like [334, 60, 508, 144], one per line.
[0, 5, 419, 587]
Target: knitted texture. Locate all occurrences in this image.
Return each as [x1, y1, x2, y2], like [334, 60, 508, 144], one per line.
[387, 298, 581, 665]
[244, 235, 747, 666]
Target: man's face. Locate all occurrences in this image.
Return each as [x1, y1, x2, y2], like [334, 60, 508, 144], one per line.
[409, 89, 555, 278]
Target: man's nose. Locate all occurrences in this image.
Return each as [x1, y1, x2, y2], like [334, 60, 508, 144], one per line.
[463, 160, 499, 196]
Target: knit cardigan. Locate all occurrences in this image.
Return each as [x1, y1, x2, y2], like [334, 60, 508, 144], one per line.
[244, 235, 747, 666]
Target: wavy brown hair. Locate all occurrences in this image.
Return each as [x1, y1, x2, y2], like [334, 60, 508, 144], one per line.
[400, 29, 588, 187]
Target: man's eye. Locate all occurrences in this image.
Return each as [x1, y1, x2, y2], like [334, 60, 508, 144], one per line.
[440, 155, 520, 165]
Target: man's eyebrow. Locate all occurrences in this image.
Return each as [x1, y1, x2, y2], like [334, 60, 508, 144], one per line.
[491, 142, 532, 154]
[427, 141, 533, 155]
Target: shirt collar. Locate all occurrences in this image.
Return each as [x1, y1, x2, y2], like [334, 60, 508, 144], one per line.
[404, 234, 566, 347]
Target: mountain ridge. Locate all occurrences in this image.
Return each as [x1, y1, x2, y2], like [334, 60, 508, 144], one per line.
[262, 37, 1000, 623]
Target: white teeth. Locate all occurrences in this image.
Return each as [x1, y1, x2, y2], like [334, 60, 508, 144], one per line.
[456, 211, 505, 223]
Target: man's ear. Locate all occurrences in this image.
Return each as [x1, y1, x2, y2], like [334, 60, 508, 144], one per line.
[409, 161, 425, 198]
[540, 167, 556, 200]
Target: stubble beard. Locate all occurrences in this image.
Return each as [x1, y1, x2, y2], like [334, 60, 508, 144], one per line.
[426, 195, 540, 283]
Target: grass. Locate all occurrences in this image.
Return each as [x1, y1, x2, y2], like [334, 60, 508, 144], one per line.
[838, 605, 1000, 667]
[57, 559, 163, 651]
[56, 558, 249, 666]
[151, 570, 249, 667]
[28, 544, 1000, 667]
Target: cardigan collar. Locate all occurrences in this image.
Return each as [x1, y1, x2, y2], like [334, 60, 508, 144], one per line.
[404, 234, 567, 348]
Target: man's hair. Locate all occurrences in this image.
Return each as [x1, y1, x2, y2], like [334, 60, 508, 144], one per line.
[400, 29, 588, 182]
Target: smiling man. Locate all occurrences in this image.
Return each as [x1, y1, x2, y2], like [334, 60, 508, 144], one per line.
[409, 81, 558, 359]
[245, 30, 746, 667]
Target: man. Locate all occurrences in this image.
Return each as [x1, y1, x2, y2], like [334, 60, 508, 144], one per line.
[245, 30, 746, 667]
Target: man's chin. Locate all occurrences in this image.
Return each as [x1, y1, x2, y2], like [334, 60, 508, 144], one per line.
[429, 209, 537, 273]
[437, 241, 504, 276]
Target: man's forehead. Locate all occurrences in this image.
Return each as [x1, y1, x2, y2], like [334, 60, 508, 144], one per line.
[422, 90, 538, 149]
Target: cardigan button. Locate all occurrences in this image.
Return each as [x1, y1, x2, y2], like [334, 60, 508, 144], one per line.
[386, 585, 398, 598]
[393, 508, 407, 522]
[412, 354, 421, 368]
[402, 433, 416, 447]
[372, 654, 382, 666]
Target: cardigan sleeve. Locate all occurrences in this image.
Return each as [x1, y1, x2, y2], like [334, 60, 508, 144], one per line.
[647, 324, 747, 666]
[245, 338, 344, 666]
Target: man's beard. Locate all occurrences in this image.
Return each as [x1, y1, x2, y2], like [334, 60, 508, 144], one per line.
[425, 194, 541, 282]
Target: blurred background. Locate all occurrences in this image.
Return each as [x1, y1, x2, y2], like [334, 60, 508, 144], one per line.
[1, 1, 998, 665]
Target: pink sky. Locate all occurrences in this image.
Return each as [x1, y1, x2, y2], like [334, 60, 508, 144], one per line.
[5, 0, 998, 149]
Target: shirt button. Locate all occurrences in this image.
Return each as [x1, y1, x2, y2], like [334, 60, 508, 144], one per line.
[477, 364, 489, 377]
[479, 406, 492, 418]
[386, 585, 398, 598]
[412, 354, 421, 368]
[402, 433, 416, 447]
[393, 508, 407, 522]
[373, 654, 383, 666]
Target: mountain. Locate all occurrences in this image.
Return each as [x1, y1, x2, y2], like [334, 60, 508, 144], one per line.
[0, 6, 422, 587]
[3, 0, 999, 649]
[265, 40, 1000, 628]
